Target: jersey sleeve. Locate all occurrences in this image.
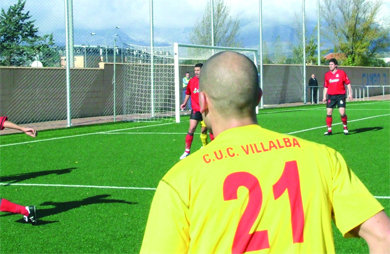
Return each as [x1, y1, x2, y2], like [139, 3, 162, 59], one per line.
[140, 180, 189, 254]
[324, 73, 329, 88]
[343, 71, 351, 85]
[0, 116, 8, 130]
[185, 79, 192, 95]
[331, 151, 383, 237]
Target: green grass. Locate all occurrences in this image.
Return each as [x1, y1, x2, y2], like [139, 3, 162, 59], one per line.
[1, 100, 389, 253]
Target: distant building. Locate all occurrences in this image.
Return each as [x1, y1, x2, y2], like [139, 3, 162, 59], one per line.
[60, 56, 85, 68]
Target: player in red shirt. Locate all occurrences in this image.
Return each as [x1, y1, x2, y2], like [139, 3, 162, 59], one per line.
[180, 63, 214, 160]
[0, 116, 38, 224]
[322, 58, 353, 135]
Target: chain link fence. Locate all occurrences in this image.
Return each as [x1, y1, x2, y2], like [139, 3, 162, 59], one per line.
[0, 0, 389, 132]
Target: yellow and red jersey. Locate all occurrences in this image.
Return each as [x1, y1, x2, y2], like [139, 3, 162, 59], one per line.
[141, 125, 382, 254]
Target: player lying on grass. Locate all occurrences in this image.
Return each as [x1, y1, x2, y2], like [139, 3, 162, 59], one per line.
[0, 116, 37, 225]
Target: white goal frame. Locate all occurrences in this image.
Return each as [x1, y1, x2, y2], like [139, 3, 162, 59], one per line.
[173, 43, 259, 123]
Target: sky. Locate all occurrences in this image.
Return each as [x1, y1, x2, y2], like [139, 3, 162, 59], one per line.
[1, 0, 389, 51]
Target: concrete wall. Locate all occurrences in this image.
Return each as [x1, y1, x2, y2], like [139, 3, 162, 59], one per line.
[0, 67, 111, 124]
[1, 64, 389, 124]
[262, 65, 390, 104]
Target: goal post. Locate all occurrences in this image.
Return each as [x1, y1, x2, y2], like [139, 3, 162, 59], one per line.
[121, 44, 176, 122]
[121, 43, 259, 123]
[173, 43, 260, 123]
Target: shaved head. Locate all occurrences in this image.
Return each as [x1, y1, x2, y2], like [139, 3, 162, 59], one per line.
[199, 51, 260, 118]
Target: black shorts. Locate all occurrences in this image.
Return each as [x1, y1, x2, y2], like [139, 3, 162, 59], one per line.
[190, 110, 203, 121]
[326, 94, 346, 108]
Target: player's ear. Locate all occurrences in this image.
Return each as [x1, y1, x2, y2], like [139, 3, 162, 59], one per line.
[256, 87, 262, 105]
[199, 91, 209, 114]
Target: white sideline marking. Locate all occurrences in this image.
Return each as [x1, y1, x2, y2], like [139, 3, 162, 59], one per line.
[0, 122, 174, 148]
[348, 109, 390, 111]
[287, 114, 390, 135]
[0, 182, 388, 200]
[103, 132, 185, 135]
[0, 182, 156, 191]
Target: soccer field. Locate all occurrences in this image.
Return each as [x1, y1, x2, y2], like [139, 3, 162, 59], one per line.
[1, 100, 389, 253]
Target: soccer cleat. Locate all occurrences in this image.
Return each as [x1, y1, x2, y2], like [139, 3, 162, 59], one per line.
[324, 131, 332, 136]
[343, 129, 349, 135]
[24, 206, 37, 225]
[180, 151, 190, 160]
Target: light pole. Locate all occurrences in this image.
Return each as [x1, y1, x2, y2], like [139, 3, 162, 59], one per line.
[113, 26, 119, 122]
[210, 0, 214, 47]
[90, 32, 96, 44]
[83, 44, 86, 68]
[302, 0, 307, 104]
[88, 32, 96, 68]
[258, 0, 264, 109]
[317, 0, 321, 65]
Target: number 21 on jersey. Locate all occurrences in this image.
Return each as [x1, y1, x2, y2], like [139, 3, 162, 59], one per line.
[223, 160, 304, 254]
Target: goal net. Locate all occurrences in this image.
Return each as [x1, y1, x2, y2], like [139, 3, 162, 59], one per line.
[121, 43, 258, 123]
[173, 43, 259, 122]
[121, 44, 175, 122]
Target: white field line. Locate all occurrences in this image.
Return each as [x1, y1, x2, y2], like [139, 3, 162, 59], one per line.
[287, 113, 390, 135]
[0, 122, 175, 148]
[105, 113, 390, 135]
[261, 101, 390, 114]
[0, 182, 388, 200]
[347, 109, 390, 111]
[2, 102, 389, 147]
[102, 132, 185, 135]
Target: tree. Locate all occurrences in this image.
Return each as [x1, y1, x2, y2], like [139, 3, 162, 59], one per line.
[0, 0, 59, 66]
[273, 35, 288, 64]
[190, 0, 241, 47]
[322, 0, 390, 66]
[289, 33, 318, 65]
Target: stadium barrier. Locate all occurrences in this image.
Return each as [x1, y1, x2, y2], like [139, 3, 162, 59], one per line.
[0, 63, 389, 131]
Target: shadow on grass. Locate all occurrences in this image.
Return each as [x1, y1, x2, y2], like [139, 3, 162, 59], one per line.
[29, 194, 138, 225]
[324, 127, 383, 136]
[1, 194, 137, 225]
[349, 127, 383, 134]
[0, 167, 76, 185]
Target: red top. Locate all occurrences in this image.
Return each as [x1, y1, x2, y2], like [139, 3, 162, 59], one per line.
[185, 76, 200, 112]
[324, 69, 350, 95]
[0, 116, 7, 130]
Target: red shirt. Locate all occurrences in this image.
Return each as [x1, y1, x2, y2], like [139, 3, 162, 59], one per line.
[185, 76, 200, 112]
[324, 69, 350, 95]
[0, 116, 7, 130]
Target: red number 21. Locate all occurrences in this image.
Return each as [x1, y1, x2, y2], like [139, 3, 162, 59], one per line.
[223, 161, 304, 254]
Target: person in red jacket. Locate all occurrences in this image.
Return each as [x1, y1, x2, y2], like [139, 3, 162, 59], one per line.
[0, 116, 37, 224]
[322, 58, 353, 135]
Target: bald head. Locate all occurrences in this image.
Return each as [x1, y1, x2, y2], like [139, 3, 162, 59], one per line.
[199, 51, 260, 118]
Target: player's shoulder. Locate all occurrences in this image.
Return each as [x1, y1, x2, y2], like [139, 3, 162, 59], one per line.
[188, 76, 197, 85]
[324, 70, 332, 77]
[337, 69, 348, 75]
[163, 153, 199, 181]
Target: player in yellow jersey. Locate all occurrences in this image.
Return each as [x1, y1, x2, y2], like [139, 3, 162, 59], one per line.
[199, 120, 214, 147]
[141, 52, 390, 253]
